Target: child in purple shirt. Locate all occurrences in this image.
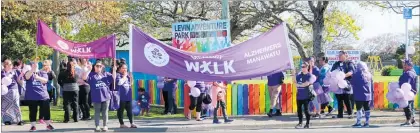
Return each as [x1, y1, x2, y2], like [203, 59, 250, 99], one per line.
[138, 88, 150, 116]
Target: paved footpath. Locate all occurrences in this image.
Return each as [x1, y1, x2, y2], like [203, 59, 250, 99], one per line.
[2, 111, 419, 132]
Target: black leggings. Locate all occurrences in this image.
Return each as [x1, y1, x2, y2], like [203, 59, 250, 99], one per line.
[355, 101, 370, 111]
[63, 91, 79, 122]
[404, 100, 415, 120]
[320, 103, 333, 114]
[297, 99, 310, 125]
[335, 94, 352, 117]
[189, 93, 205, 112]
[118, 101, 133, 125]
[28, 100, 51, 122]
[79, 85, 90, 119]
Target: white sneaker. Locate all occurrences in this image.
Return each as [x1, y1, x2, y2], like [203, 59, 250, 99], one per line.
[102, 126, 108, 131]
[95, 126, 101, 132]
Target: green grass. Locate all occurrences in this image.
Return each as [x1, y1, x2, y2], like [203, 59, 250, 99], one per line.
[20, 99, 184, 123]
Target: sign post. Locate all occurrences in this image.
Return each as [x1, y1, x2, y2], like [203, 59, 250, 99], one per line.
[403, 8, 412, 59]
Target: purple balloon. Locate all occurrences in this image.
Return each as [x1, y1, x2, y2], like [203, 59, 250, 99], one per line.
[157, 81, 164, 88]
[394, 89, 404, 99]
[389, 82, 399, 92]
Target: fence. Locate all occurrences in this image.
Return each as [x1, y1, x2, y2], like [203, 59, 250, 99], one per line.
[135, 78, 420, 117]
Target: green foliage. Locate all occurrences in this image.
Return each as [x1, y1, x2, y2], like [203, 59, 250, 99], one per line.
[324, 9, 362, 42]
[1, 29, 53, 60]
[381, 65, 398, 76]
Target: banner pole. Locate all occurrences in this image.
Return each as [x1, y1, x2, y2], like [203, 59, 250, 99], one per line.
[129, 24, 133, 72]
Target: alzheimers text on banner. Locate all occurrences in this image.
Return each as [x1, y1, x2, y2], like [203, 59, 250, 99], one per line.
[37, 20, 116, 58]
[130, 23, 294, 81]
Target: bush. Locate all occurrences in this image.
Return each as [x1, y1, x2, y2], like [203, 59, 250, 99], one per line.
[381, 65, 398, 76]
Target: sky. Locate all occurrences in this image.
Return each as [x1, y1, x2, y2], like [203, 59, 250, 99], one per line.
[343, 1, 419, 44]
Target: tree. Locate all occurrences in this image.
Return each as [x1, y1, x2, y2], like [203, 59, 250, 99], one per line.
[359, 33, 403, 57]
[363, 1, 420, 16]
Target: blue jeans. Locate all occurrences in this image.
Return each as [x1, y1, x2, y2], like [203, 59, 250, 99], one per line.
[404, 101, 415, 120]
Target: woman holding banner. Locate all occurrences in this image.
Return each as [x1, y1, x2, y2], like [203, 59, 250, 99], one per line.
[24, 60, 55, 131]
[83, 59, 116, 132]
[2, 58, 24, 126]
[116, 63, 137, 128]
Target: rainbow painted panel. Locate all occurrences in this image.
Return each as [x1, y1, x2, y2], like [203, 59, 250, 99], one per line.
[265, 84, 270, 113]
[242, 84, 248, 115]
[259, 84, 266, 114]
[383, 81, 388, 109]
[232, 84, 238, 116]
[237, 84, 244, 115]
[227, 84, 232, 116]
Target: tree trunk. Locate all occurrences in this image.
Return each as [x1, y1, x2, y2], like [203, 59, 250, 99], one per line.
[312, 11, 325, 67]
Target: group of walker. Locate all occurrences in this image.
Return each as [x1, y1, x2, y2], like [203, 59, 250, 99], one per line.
[1, 50, 418, 131]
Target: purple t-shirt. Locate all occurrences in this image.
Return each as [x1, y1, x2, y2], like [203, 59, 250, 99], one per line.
[1, 70, 19, 90]
[399, 69, 418, 95]
[87, 72, 113, 103]
[267, 72, 284, 86]
[296, 73, 311, 100]
[351, 71, 372, 101]
[25, 71, 50, 100]
[311, 66, 321, 83]
[116, 73, 132, 102]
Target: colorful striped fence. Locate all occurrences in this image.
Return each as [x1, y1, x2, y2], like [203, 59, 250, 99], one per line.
[135, 79, 420, 116]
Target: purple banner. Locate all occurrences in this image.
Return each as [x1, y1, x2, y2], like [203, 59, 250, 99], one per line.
[130, 23, 293, 81]
[37, 20, 116, 58]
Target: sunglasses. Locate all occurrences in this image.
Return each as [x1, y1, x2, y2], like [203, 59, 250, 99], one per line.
[301, 65, 307, 68]
[95, 65, 103, 68]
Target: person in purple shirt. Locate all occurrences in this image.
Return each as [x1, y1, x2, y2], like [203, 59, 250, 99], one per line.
[317, 57, 334, 116]
[330, 51, 355, 118]
[350, 62, 373, 128]
[307, 57, 322, 118]
[399, 59, 418, 126]
[24, 61, 54, 132]
[116, 63, 137, 128]
[138, 88, 150, 116]
[83, 60, 116, 132]
[162, 77, 178, 115]
[266, 71, 284, 117]
[291, 62, 312, 129]
[2, 59, 24, 126]
[187, 81, 206, 121]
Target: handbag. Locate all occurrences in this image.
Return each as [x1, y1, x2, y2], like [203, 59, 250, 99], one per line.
[308, 85, 317, 101]
[203, 93, 212, 104]
[109, 91, 120, 111]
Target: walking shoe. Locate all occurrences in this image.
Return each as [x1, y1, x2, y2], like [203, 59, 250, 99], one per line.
[120, 125, 129, 128]
[196, 118, 203, 121]
[303, 124, 309, 129]
[352, 123, 362, 128]
[95, 126, 101, 132]
[400, 122, 412, 127]
[224, 119, 234, 123]
[63, 120, 69, 123]
[267, 113, 273, 118]
[327, 108, 335, 116]
[29, 126, 37, 132]
[46, 124, 55, 131]
[17, 121, 25, 126]
[213, 120, 222, 124]
[335, 115, 344, 118]
[295, 123, 303, 129]
[4, 121, 11, 125]
[363, 123, 370, 128]
[38, 119, 45, 124]
[348, 115, 353, 119]
[411, 119, 417, 125]
[102, 126, 108, 132]
[130, 124, 138, 128]
[274, 111, 282, 116]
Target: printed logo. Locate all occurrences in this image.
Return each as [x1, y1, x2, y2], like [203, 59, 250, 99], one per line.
[144, 42, 170, 67]
[57, 40, 69, 50]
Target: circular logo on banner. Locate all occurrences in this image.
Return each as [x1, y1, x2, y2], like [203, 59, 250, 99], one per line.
[144, 42, 169, 67]
[57, 40, 69, 50]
